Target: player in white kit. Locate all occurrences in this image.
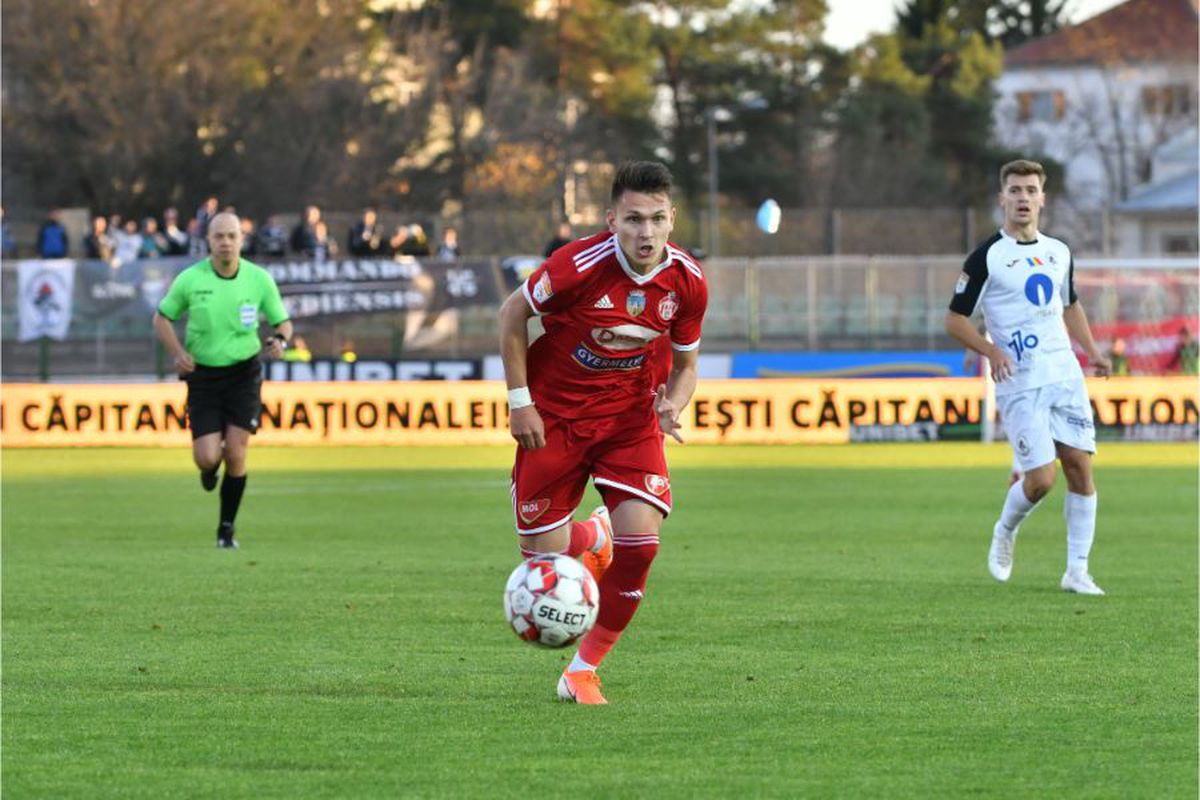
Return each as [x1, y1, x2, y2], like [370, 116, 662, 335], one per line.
[945, 159, 1112, 595]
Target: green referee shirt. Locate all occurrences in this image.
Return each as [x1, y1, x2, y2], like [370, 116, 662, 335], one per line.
[158, 257, 289, 367]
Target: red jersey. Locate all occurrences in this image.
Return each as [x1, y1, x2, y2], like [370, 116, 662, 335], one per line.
[521, 232, 708, 420]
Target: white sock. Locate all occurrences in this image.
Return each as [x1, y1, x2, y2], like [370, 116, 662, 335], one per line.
[567, 653, 597, 673]
[999, 479, 1037, 534]
[1064, 491, 1097, 574]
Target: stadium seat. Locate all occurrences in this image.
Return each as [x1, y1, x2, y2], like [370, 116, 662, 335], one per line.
[897, 295, 930, 336]
[816, 296, 843, 336]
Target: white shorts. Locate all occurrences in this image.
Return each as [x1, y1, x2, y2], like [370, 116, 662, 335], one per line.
[998, 379, 1096, 471]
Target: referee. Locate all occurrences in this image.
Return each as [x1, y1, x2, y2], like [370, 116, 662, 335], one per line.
[153, 212, 292, 549]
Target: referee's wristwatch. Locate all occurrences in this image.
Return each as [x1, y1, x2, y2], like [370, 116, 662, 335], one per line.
[271, 333, 289, 349]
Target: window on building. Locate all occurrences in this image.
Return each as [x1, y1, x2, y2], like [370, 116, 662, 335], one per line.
[1142, 84, 1194, 117]
[1163, 233, 1198, 254]
[1016, 90, 1066, 123]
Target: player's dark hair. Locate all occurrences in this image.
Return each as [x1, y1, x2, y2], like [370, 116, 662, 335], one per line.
[611, 161, 673, 204]
[1000, 159, 1046, 189]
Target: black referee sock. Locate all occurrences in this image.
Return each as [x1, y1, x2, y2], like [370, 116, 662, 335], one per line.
[219, 474, 247, 529]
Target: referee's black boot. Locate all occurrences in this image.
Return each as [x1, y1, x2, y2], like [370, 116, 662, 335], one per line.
[200, 466, 219, 492]
[216, 522, 238, 549]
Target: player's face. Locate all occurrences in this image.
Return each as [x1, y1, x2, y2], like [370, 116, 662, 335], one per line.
[608, 191, 675, 274]
[998, 174, 1044, 230]
[207, 215, 243, 262]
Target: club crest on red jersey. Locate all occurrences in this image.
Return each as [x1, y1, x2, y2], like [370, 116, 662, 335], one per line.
[658, 291, 679, 321]
[644, 474, 670, 496]
[626, 289, 646, 317]
[518, 498, 551, 523]
[532, 273, 553, 304]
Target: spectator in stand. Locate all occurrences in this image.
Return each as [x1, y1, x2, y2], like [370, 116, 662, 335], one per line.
[162, 207, 190, 255]
[436, 226, 461, 259]
[256, 215, 289, 258]
[240, 217, 258, 257]
[291, 205, 321, 256]
[1108, 338, 1130, 376]
[195, 195, 219, 242]
[114, 218, 143, 264]
[84, 215, 115, 260]
[402, 223, 432, 256]
[313, 220, 338, 261]
[140, 217, 169, 258]
[388, 224, 411, 257]
[339, 338, 357, 363]
[187, 217, 206, 257]
[36, 209, 70, 258]
[1166, 326, 1198, 375]
[543, 221, 573, 257]
[348, 208, 384, 257]
[108, 213, 124, 240]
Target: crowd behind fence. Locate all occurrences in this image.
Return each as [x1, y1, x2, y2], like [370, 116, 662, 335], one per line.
[1, 254, 1196, 381]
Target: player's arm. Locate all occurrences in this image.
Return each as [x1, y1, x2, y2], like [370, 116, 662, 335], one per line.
[1063, 302, 1110, 377]
[655, 347, 698, 444]
[264, 320, 294, 359]
[945, 312, 1013, 383]
[946, 246, 1013, 382]
[152, 311, 194, 376]
[498, 288, 545, 450]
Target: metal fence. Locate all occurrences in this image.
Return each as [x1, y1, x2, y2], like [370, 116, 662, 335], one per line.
[2, 255, 1196, 380]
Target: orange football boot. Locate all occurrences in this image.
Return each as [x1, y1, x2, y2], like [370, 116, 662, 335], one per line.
[557, 669, 608, 704]
[581, 505, 613, 584]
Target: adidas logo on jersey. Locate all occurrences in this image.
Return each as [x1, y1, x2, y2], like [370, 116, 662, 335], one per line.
[594, 294, 614, 309]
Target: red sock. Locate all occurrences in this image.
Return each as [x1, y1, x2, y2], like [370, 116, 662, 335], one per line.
[565, 519, 600, 558]
[519, 519, 598, 560]
[577, 534, 659, 667]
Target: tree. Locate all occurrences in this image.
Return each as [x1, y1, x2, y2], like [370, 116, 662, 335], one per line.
[1, 0, 428, 218]
[891, 0, 1005, 202]
[828, 34, 943, 206]
[988, 0, 1069, 48]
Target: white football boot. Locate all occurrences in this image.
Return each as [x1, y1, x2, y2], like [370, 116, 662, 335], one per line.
[1061, 570, 1105, 596]
[987, 521, 1016, 582]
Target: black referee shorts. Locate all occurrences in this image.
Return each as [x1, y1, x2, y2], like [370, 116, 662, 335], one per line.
[185, 356, 263, 439]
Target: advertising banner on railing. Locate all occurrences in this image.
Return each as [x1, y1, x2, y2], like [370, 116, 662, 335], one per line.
[2, 378, 1194, 447]
[6, 255, 505, 338]
[17, 260, 76, 341]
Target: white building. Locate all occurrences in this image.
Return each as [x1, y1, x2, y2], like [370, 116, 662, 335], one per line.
[993, 0, 1198, 252]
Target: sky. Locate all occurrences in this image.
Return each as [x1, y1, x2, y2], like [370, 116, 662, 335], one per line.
[823, 0, 1130, 51]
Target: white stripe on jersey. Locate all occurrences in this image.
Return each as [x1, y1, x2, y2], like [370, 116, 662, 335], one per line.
[672, 339, 701, 351]
[667, 246, 703, 278]
[574, 235, 613, 262]
[575, 239, 616, 272]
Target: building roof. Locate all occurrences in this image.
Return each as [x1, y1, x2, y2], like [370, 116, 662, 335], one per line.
[1114, 168, 1199, 214]
[1005, 0, 1198, 68]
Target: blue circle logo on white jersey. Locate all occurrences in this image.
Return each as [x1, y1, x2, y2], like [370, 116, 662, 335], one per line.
[1024, 273, 1054, 306]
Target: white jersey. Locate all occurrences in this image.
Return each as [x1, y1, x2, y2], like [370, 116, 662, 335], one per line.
[949, 228, 1083, 396]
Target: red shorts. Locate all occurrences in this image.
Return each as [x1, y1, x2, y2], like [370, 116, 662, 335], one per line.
[511, 409, 672, 535]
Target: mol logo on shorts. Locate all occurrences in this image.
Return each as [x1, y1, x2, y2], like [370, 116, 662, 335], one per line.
[518, 498, 551, 524]
[644, 474, 670, 496]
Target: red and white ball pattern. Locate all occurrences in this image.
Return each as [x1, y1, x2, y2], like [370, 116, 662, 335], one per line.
[503, 554, 599, 648]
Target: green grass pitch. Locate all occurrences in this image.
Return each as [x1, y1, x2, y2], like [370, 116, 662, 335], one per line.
[3, 443, 1196, 798]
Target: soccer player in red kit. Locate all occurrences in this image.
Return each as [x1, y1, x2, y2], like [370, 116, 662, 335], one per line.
[498, 161, 707, 704]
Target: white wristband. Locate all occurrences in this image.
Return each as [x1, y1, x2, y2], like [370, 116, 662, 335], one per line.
[507, 387, 534, 410]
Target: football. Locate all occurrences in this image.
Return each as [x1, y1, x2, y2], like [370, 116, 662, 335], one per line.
[503, 554, 599, 647]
